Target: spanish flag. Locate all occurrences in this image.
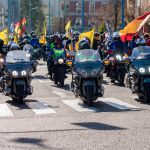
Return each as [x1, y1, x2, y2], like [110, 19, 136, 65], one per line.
[0, 29, 8, 45]
[15, 18, 27, 35]
[119, 12, 150, 42]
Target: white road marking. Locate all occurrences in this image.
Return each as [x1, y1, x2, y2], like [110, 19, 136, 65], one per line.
[38, 65, 47, 68]
[62, 100, 99, 112]
[132, 96, 138, 99]
[99, 98, 140, 110]
[33, 77, 44, 83]
[52, 90, 66, 97]
[0, 104, 13, 117]
[32, 76, 52, 83]
[26, 101, 56, 115]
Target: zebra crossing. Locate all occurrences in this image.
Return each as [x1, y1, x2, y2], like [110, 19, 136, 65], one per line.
[0, 97, 140, 118]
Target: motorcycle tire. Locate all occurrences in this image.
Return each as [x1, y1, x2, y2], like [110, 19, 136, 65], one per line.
[85, 86, 94, 107]
[58, 67, 65, 87]
[118, 70, 126, 86]
[144, 84, 150, 103]
[12, 97, 23, 104]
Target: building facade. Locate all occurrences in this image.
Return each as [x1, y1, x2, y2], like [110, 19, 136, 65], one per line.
[41, 0, 110, 33]
[42, 0, 64, 33]
[127, 0, 150, 32]
[64, 0, 110, 32]
[127, 0, 150, 18]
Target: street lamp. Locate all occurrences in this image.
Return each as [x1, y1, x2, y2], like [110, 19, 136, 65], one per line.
[82, 0, 85, 32]
[29, 0, 38, 32]
[48, 0, 51, 34]
[29, 0, 31, 31]
[121, 0, 125, 29]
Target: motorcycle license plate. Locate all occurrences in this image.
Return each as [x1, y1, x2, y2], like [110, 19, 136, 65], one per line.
[144, 78, 150, 83]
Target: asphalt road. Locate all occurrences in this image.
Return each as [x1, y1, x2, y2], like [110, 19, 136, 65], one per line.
[0, 61, 150, 150]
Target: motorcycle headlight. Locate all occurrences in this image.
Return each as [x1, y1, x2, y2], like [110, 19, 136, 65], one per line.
[26, 53, 31, 58]
[80, 69, 88, 77]
[0, 58, 4, 63]
[116, 54, 122, 61]
[21, 70, 27, 76]
[91, 69, 100, 76]
[139, 67, 145, 73]
[76, 68, 88, 77]
[12, 71, 18, 77]
[58, 59, 64, 64]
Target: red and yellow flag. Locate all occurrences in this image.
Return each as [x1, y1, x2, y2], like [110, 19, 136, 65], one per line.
[119, 12, 150, 42]
[15, 18, 27, 35]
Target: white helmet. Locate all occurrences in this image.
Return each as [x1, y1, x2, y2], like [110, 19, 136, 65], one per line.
[136, 37, 146, 46]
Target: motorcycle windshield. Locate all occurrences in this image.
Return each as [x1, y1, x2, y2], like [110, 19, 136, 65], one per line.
[6, 50, 30, 63]
[131, 46, 150, 60]
[75, 49, 101, 62]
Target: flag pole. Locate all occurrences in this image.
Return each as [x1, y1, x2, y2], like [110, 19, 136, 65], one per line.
[82, 0, 85, 32]
[121, 0, 125, 29]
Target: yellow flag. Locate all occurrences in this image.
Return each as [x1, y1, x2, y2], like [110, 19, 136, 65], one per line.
[39, 22, 46, 44]
[14, 34, 18, 44]
[75, 28, 95, 50]
[65, 20, 71, 32]
[79, 28, 95, 47]
[0, 29, 8, 45]
[75, 41, 79, 51]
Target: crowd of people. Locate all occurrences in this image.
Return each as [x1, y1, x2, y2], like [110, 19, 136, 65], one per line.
[0, 29, 149, 71]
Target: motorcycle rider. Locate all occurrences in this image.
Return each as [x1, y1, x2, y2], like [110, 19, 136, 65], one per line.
[93, 32, 100, 50]
[108, 32, 125, 54]
[136, 37, 146, 47]
[0, 44, 21, 87]
[30, 31, 41, 48]
[144, 33, 150, 46]
[43, 36, 51, 61]
[23, 39, 34, 59]
[8, 37, 16, 49]
[75, 39, 91, 61]
[128, 36, 137, 50]
[0, 39, 4, 55]
[10, 44, 21, 51]
[47, 37, 65, 79]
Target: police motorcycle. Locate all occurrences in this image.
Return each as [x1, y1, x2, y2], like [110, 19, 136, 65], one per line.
[1, 46, 38, 103]
[71, 49, 104, 107]
[125, 46, 150, 103]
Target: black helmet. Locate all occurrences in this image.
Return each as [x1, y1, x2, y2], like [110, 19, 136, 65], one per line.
[30, 31, 36, 38]
[73, 31, 80, 38]
[79, 40, 90, 50]
[23, 39, 30, 44]
[10, 44, 20, 51]
[22, 35, 30, 40]
[113, 32, 120, 41]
